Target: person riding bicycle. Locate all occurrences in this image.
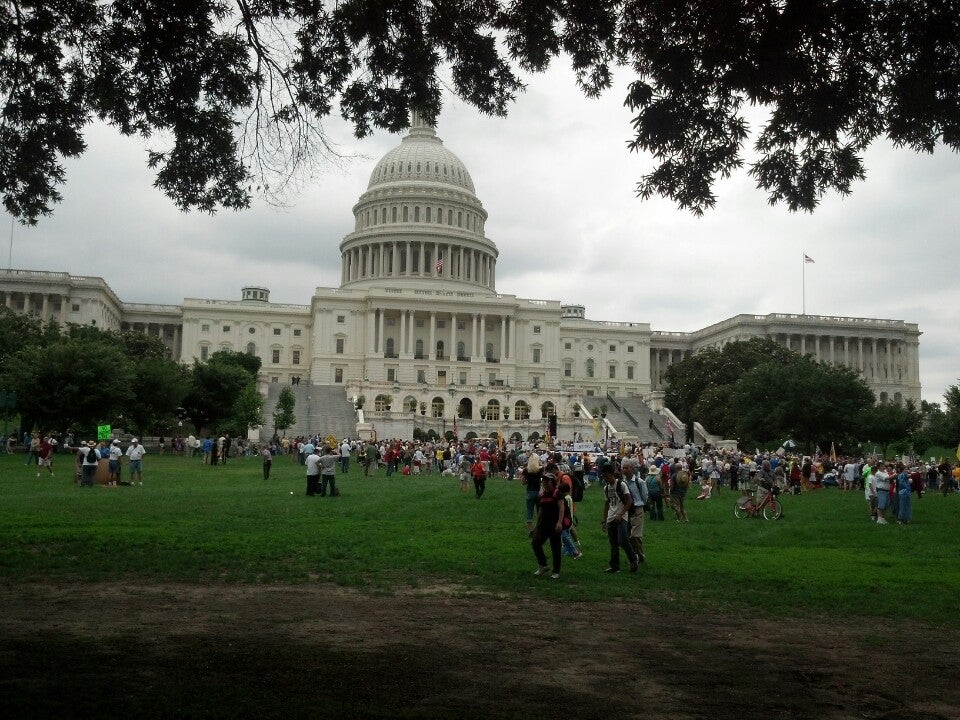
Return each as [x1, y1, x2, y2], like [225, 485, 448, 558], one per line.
[758, 460, 777, 498]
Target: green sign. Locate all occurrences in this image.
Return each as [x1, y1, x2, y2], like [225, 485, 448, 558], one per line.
[97, 424, 112, 441]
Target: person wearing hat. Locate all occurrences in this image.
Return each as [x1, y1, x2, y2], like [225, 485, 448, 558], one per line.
[126, 438, 146, 485]
[108, 439, 123, 485]
[80, 440, 100, 487]
[600, 459, 640, 573]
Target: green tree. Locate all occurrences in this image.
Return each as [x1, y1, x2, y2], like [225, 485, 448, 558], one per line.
[2, 336, 134, 434]
[181, 360, 254, 434]
[125, 357, 190, 436]
[857, 399, 921, 458]
[729, 356, 874, 450]
[223, 383, 264, 436]
[665, 337, 797, 428]
[272, 386, 297, 437]
[209, 349, 262, 379]
[3, 2, 959, 222]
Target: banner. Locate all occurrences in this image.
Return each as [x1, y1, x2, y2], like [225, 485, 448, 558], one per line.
[96, 424, 111, 441]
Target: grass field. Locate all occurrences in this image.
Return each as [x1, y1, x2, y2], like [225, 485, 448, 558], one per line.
[2, 452, 958, 626]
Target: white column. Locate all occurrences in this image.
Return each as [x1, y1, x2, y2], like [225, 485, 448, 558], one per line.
[367, 309, 376, 353]
[870, 339, 878, 379]
[4, 292, 11, 308]
[419, 242, 426, 277]
[378, 310, 385, 355]
[429, 312, 436, 360]
[450, 313, 457, 360]
[887, 340, 894, 380]
[814, 335, 821, 361]
[405, 242, 412, 276]
[500, 316, 506, 360]
[829, 336, 835, 364]
[510, 318, 517, 365]
[392, 243, 399, 277]
[479, 314, 486, 357]
[800, 334, 806, 356]
[41, 294, 49, 319]
[399, 310, 407, 357]
[857, 337, 864, 372]
[471, 314, 478, 358]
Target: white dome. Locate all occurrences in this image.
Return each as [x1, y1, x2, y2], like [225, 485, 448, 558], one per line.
[367, 118, 476, 195]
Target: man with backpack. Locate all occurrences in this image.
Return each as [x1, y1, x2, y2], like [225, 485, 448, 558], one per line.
[622, 463, 648, 564]
[80, 440, 100, 487]
[645, 465, 665, 520]
[600, 460, 640, 573]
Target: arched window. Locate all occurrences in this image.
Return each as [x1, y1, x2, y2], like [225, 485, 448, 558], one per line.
[515, 401, 530, 420]
[486, 400, 500, 421]
[375, 394, 391, 411]
[485, 342, 494, 360]
[436, 340, 445, 359]
[414, 206, 420, 222]
[586, 358, 595, 378]
[447, 209, 453, 225]
[426, 207, 432, 222]
[392, 206, 398, 222]
[246, 342, 256, 355]
[457, 211, 462, 227]
[437, 207, 442, 223]
[431, 397, 444, 418]
[457, 341, 465, 360]
[415, 339, 424, 358]
[540, 401, 555, 419]
[402, 206, 409, 222]
[385, 338, 395, 357]
[373, 208, 378, 224]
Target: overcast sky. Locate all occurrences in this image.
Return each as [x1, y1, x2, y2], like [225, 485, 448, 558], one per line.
[10, 64, 959, 405]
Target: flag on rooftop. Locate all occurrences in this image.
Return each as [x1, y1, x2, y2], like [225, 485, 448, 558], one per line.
[804, 253, 815, 263]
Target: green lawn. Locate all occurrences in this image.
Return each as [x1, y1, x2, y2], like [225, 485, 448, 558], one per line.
[2, 452, 957, 625]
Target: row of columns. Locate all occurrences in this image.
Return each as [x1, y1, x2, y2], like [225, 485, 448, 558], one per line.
[342, 241, 495, 287]
[370, 309, 515, 362]
[774, 333, 916, 383]
[122, 321, 182, 360]
[650, 348, 692, 389]
[3, 290, 68, 324]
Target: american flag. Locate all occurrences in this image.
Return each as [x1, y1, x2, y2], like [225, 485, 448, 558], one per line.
[804, 253, 815, 264]
[435, 253, 443, 273]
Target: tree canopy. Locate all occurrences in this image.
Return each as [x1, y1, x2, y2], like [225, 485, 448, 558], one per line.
[3, 1, 959, 223]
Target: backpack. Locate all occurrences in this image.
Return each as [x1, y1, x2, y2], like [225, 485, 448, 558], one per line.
[675, 470, 691, 488]
[86, 447, 99, 464]
[625, 477, 648, 513]
[561, 496, 573, 530]
[646, 474, 662, 495]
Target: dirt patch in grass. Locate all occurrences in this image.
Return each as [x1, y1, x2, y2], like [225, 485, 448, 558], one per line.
[0, 581, 955, 719]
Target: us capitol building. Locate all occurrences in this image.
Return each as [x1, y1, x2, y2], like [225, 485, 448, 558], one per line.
[0, 115, 922, 442]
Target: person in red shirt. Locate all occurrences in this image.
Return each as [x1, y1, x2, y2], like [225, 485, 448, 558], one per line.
[470, 456, 487, 499]
[37, 436, 54, 477]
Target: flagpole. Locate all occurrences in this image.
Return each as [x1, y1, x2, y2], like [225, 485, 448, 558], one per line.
[801, 251, 805, 315]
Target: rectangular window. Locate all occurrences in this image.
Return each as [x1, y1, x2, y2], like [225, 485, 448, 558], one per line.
[533, 325, 541, 334]
[271, 376, 279, 383]
[272, 349, 280, 364]
[273, 328, 281, 335]
[437, 320, 446, 329]
[387, 368, 396, 382]
[292, 350, 301, 365]
[417, 369, 426, 383]
[334, 368, 343, 383]
[609, 365, 616, 379]
[457, 321, 465, 330]
[532, 348, 541, 363]
[586, 389, 594, 397]
[459, 371, 467, 385]
[335, 338, 344, 354]
[71, 303, 80, 312]
[293, 329, 301, 337]
[627, 345, 634, 353]
[200, 346, 208, 361]
[627, 366, 635, 380]
[223, 325, 231, 332]
[609, 344, 616, 352]
[337, 315, 345, 324]
[416, 319, 424, 328]
[564, 342, 571, 350]
[532, 376, 540, 388]
[564, 362, 572, 377]
[201, 324, 210, 332]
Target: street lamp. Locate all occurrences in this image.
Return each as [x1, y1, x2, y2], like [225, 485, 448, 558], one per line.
[601, 408, 608, 449]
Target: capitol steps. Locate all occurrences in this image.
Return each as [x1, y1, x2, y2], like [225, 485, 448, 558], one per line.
[261, 383, 357, 441]
[604, 395, 670, 444]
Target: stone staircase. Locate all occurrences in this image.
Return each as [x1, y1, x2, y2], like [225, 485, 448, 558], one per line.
[605, 395, 667, 444]
[261, 383, 357, 441]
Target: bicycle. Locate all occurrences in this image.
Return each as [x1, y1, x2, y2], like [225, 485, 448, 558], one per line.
[734, 484, 783, 520]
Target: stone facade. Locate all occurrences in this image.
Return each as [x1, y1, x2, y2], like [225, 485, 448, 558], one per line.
[0, 117, 922, 434]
